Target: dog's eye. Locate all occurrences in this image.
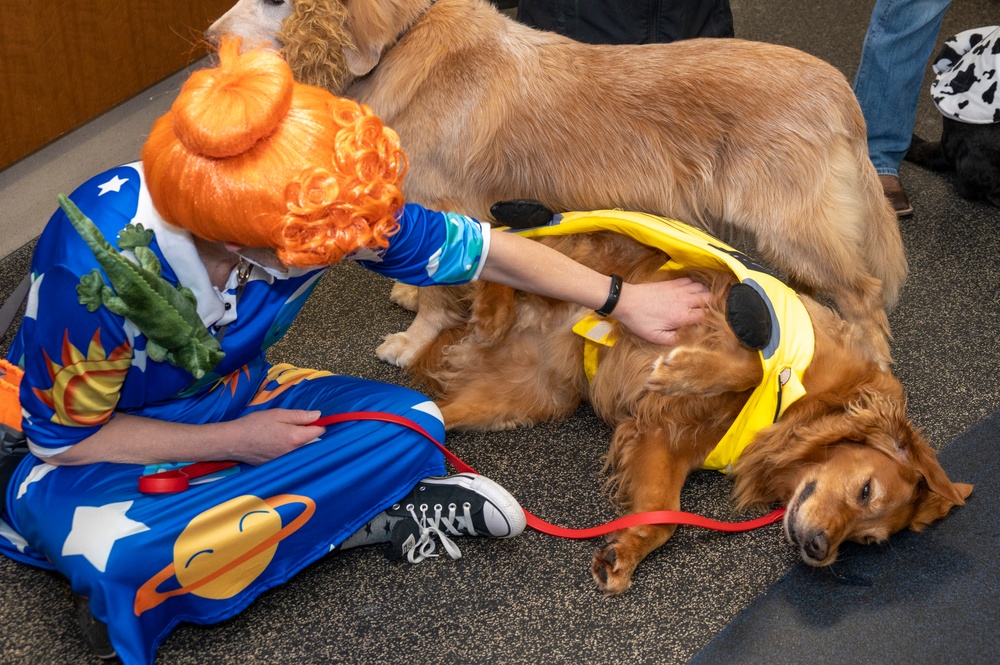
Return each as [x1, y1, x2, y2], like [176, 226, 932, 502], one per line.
[860, 481, 871, 504]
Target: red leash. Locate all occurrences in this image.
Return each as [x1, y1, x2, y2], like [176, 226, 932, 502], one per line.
[138, 411, 785, 537]
[311, 411, 785, 538]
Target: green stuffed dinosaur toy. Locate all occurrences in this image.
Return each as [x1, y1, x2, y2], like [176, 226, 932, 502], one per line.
[58, 194, 225, 379]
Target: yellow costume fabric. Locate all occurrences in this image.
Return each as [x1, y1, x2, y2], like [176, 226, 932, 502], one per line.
[516, 211, 815, 473]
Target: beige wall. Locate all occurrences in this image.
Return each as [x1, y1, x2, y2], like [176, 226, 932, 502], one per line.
[0, 63, 205, 259]
[0, 0, 234, 170]
[0, 0, 236, 259]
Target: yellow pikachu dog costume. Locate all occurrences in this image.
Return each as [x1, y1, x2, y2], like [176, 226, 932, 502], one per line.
[515, 210, 815, 472]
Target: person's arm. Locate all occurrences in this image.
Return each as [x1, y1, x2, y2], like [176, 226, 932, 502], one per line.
[18, 220, 326, 468]
[46, 410, 326, 467]
[356, 203, 710, 344]
[479, 229, 710, 346]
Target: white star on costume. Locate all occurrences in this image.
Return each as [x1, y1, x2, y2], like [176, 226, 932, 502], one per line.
[62, 501, 150, 573]
[24, 273, 43, 321]
[122, 320, 147, 371]
[412, 400, 445, 425]
[0, 519, 29, 554]
[97, 175, 129, 196]
[16, 462, 57, 500]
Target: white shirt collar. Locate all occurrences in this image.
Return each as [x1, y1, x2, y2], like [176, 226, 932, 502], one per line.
[131, 162, 229, 328]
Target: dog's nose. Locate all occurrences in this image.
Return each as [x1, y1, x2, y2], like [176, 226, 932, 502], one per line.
[205, 26, 222, 46]
[803, 531, 829, 562]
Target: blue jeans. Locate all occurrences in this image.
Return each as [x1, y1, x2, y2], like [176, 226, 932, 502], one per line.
[852, 0, 952, 177]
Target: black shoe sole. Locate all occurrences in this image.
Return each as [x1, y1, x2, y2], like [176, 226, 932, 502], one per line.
[74, 595, 118, 660]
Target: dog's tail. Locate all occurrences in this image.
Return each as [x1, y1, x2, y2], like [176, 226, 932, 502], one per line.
[905, 134, 953, 172]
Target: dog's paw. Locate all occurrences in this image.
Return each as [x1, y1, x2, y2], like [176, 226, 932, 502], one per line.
[389, 282, 420, 312]
[591, 542, 635, 595]
[376, 332, 419, 367]
[647, 346, 760, 396]
[645, 349, 697, 396]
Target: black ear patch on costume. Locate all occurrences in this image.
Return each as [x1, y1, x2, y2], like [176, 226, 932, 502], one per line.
[726, 283, 772, 350]
[489, 199, 555, 228]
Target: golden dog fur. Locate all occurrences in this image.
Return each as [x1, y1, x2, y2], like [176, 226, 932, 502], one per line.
[208, 0, 908, 368]
[402, 231, 970, 594]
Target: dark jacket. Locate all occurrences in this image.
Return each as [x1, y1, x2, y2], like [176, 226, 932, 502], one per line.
[516, 0, 734, 44]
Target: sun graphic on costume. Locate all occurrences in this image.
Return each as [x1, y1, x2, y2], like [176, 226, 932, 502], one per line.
[249, 364, 334, 406]
[33, 328, 131, 426]
[133, 494, 316, 615]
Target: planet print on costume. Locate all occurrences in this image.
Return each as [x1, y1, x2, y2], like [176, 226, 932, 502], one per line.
[133, 494, 315, 615]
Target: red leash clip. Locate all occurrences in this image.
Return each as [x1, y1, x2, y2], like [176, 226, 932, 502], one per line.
[138, 460, 239, 494]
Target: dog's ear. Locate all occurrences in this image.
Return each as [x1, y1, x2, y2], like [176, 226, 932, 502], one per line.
[344, 38, 383, 76]
[725, 283, 772, 350]
[846, 388, 974, 529]
[732, 407, 865, 508]
[278, 0, 353, 93]
[903, 134, 951, 171]
[342, 0, 426, 76]
[906, 438, 973, 531]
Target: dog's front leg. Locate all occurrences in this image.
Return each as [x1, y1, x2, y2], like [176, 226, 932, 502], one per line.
[592, 424, 691, 595]
[377, 284, 470, 367]
[389, 282, 420, 312]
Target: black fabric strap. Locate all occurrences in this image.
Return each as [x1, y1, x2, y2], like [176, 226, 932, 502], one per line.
[0, 274, 31, 345]
[596, 274, 623, 317]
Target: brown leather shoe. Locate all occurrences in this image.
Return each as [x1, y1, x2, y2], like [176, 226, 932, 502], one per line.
[879, 174, 913, 217]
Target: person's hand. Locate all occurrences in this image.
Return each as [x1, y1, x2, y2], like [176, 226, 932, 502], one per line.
[225, 409, 326, 465]
[613, 277, 711, 346]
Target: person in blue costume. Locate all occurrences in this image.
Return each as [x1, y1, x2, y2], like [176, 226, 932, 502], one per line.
[0, 38, 709, 664]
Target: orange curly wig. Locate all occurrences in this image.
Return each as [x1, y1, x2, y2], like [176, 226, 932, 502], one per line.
[142, 36, 406, 267]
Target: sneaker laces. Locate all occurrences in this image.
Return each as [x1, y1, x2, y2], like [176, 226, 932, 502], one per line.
[403, 501, 478, 564]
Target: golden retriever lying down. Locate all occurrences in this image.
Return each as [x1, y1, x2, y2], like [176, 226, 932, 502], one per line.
[208, 0, 907, 369]
[398, 227, 970, 595]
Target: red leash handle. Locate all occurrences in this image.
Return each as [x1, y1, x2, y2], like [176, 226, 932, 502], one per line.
[312, 411, 786, 538]
[138, 460, 239, 494]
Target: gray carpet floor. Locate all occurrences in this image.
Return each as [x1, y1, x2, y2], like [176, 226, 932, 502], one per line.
[1, 0, 998, 663]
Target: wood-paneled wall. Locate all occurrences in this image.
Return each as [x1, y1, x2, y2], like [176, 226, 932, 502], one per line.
[0, 0, 236, 170]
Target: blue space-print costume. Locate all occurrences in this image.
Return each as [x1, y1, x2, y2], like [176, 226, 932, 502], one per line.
[0, 163, 490, 664]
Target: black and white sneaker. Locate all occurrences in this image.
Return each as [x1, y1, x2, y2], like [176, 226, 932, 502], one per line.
[386, 473, 526, 563]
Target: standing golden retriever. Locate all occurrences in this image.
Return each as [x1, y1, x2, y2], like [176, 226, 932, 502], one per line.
[400, 222, 969, 595]
[207, 0, 907, 369]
